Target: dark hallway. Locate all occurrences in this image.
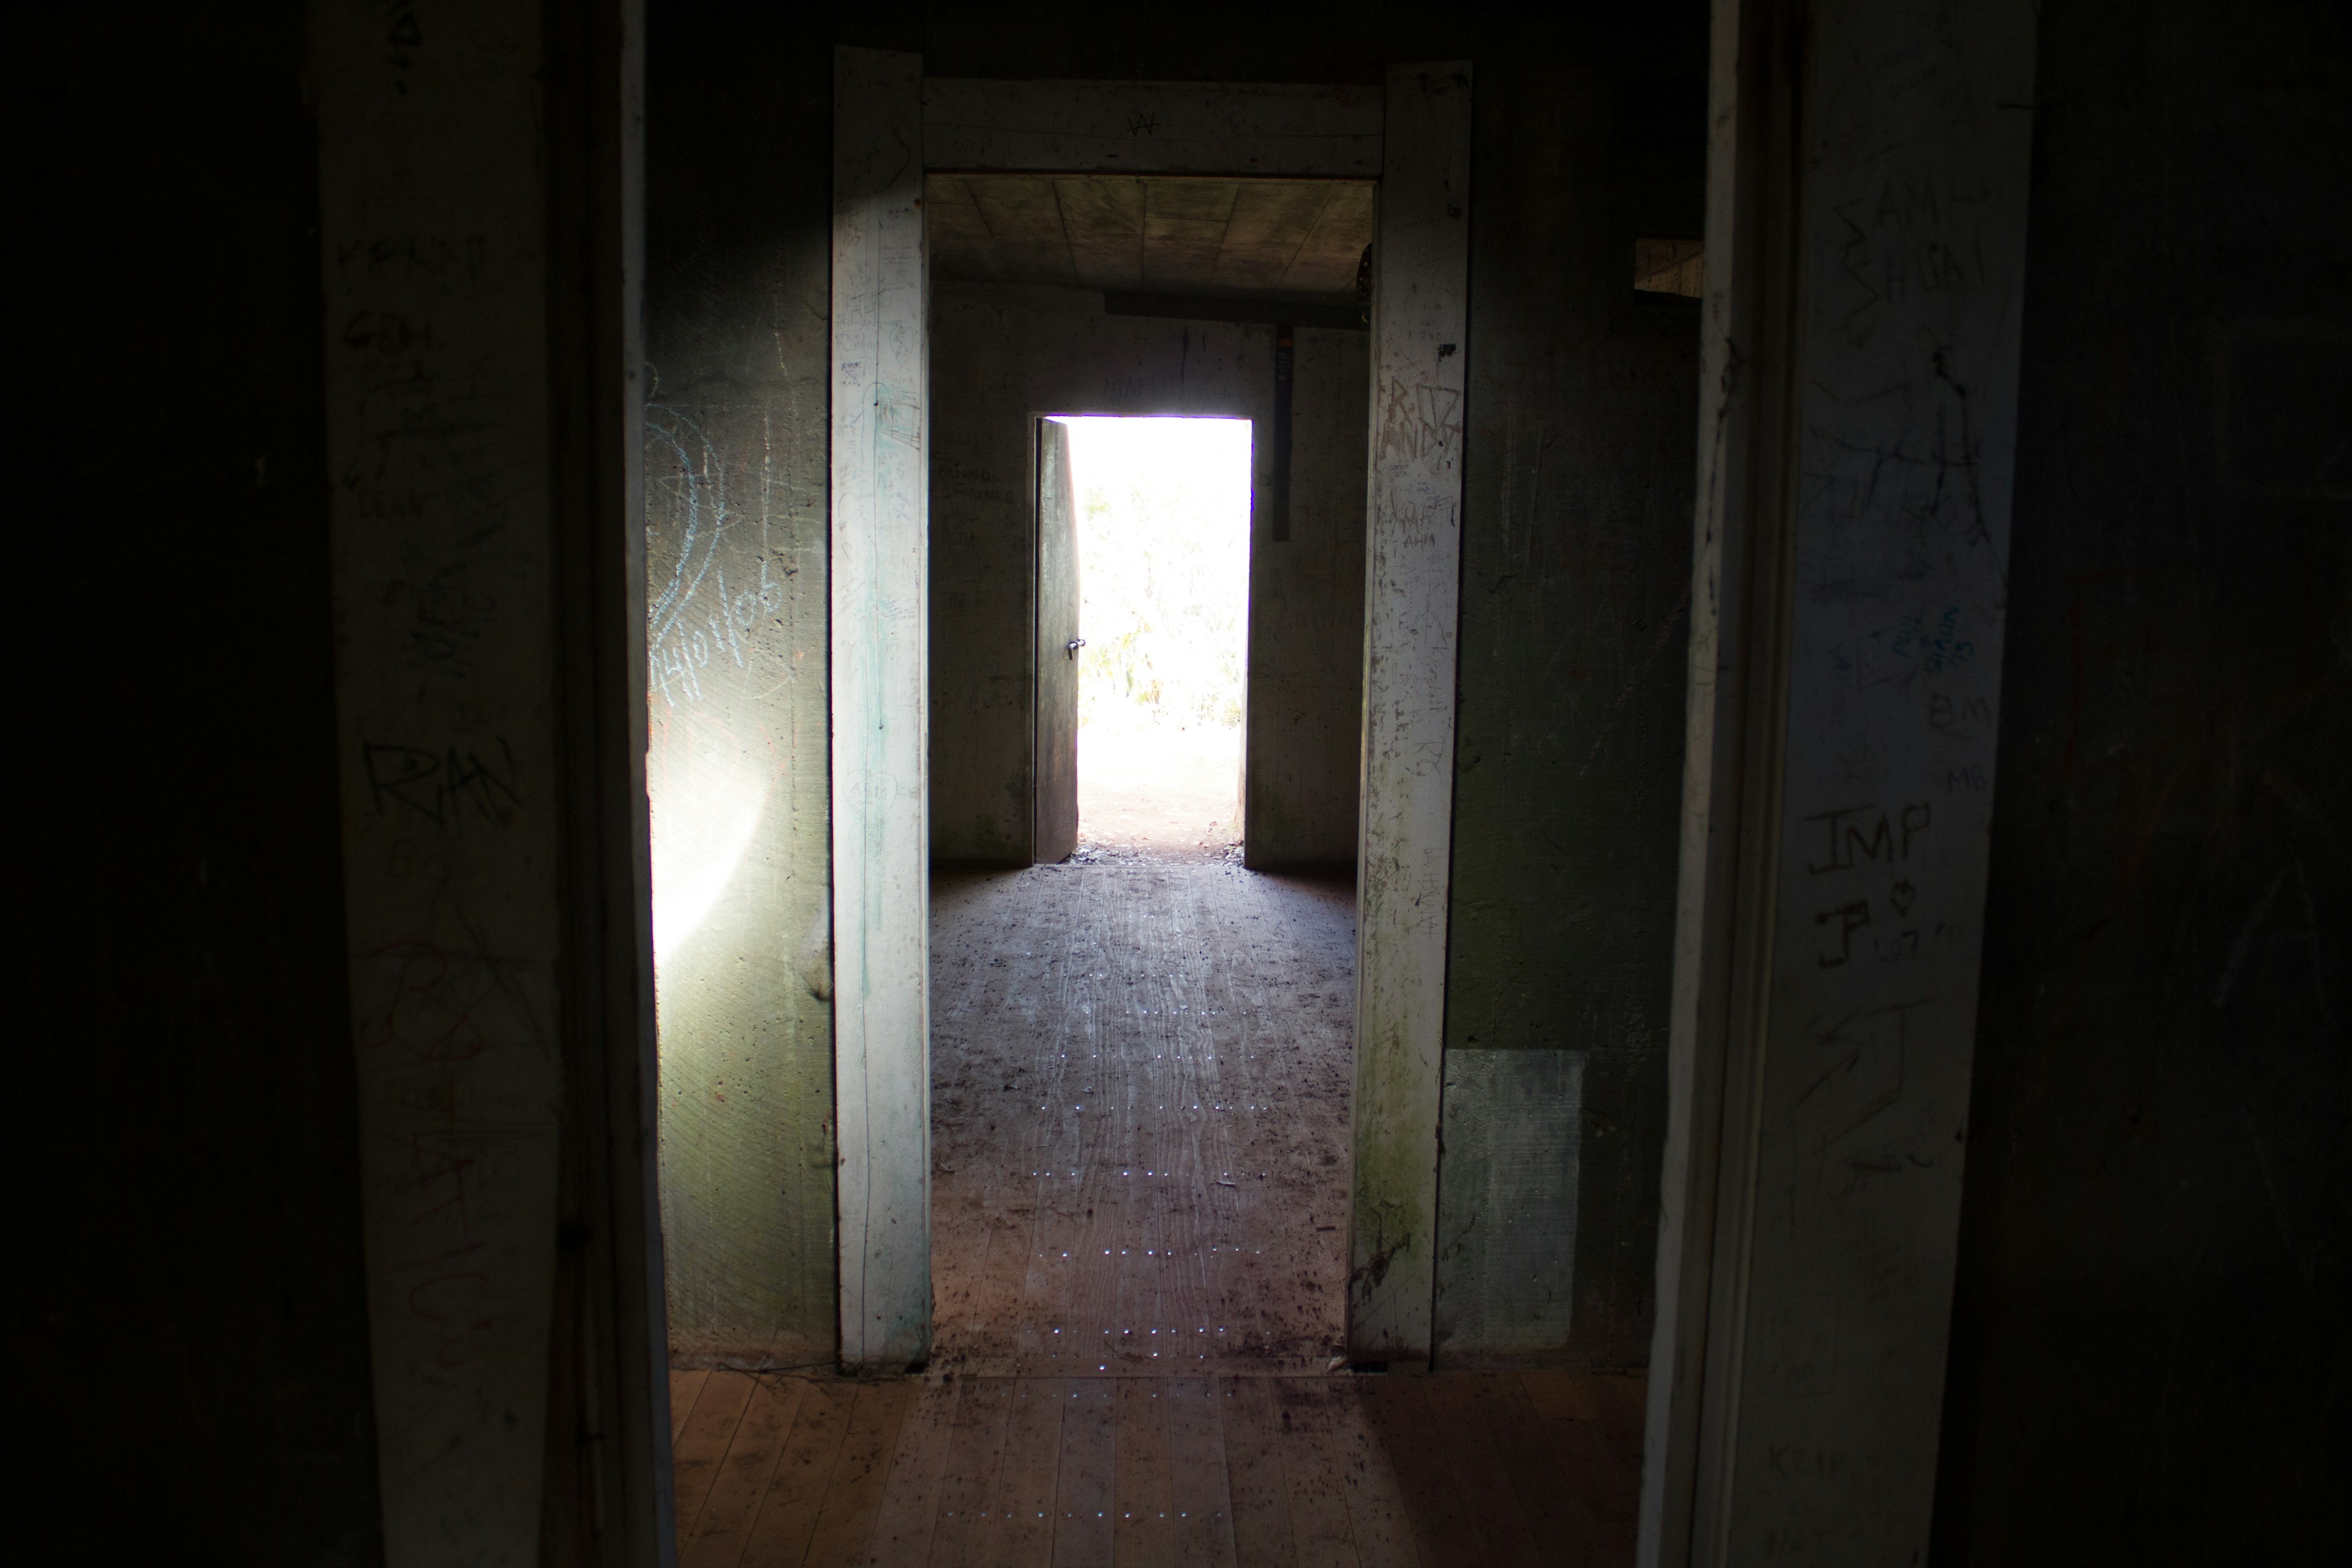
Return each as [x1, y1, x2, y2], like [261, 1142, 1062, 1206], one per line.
[18, 2, 2347, 1565]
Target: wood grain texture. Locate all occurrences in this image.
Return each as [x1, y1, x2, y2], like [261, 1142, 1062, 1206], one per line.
[1360, 1378, 1467, 1567]
[832, 43, 932, 1370]
[1052, 1381, 1117, 1567]
[986, 1378, 1069, 1567]
[922, 80, 1382, 178]
[1645, 1, 2040, 1561]
[682, 1375, 807, 1567]
[1419, 1374, 1542, 1567]
[1463, 1373, 1607, 1564]
[1164, 1379, 1239, 1567]
[673, 1370, 713, 1442]
[805, 1381, 919, 1566]
[647, 12, 839, 1377]
[1273, 1381, 1366, 1567]
[1218, 1378, 1299, 1567]
[932, 1376, 1016, 1568]
[739, 1378, 857, 1564]
[665, 1370, 1643, 1565]
[930, 176, 1373, 301]
[314, 4, 567, 1555]
[673, 1370, 756, 1543]
[930, 865, 1357, 1376]
[1433, 1050, 1583, 1360]
[1035, 420, 1080, 865]
[1115, 1382, 1180, 1567]
[872, 1379, 962, 1567]
[1348, 61, 1473, 1363]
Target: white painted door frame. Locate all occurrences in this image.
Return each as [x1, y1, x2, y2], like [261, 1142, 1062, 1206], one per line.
[1346, 61, 1472, 1363]
[827, 67, 1474, 1371]
[832, 46, 934, 1371]
[1640, 0, 2039, 1561]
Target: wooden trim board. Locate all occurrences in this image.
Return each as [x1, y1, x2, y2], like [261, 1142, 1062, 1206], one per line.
[1641, 1, 2039, 1561]
[922, 78, 1381, 177]
[314, 3, 569, 1558]
[834, 56, 1476, 1379]
[1346, 61, 1472, 1363]
[832, 44, 933, 1371]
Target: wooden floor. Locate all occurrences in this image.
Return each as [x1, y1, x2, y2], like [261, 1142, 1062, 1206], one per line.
[929, 864, 1359, 1375]
[669, 1366, 1645, 1567]
[669, 861, 1643, 1563]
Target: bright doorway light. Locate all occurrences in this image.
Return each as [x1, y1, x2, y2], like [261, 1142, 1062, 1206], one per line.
[1056, 415, 1251, 856]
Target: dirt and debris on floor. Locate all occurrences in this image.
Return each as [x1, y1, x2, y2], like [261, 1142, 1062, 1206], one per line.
[930, 859, 1356, 1374]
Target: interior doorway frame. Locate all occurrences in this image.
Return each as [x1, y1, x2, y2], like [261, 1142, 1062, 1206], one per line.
[322, 6, 2052, 1562]
[829, 56, 1474, 1373]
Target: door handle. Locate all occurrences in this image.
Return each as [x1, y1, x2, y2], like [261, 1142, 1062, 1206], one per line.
[1066, 638, 1086, 659]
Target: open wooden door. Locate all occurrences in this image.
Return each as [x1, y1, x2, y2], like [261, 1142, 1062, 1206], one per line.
[1034, 417, 1081, 862]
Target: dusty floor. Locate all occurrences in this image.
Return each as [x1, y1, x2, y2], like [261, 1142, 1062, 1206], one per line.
[669, 815, 1654, 1564]
[669, 1365, 1647, 1567]
[929, 859, 1357, 1375]
[1076, 718, 1243, 858]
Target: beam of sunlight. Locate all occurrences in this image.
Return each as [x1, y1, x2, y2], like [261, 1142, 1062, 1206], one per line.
[650, 759, 768, 961]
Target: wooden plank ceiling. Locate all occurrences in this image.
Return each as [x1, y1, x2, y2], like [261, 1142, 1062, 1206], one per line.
[927, 174, 1374, 301]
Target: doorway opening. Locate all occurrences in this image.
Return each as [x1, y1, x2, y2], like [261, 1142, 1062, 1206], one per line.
[935, 403, 1354, 1378]
[1042, 415, 1253, 864]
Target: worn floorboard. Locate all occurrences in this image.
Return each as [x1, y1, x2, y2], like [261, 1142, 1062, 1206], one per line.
[671, 865, 1643, 1564]
[931, 864, 1358, 1376]
[685, 1376, 807, 1568]
[674, 1370, 1642, 1566]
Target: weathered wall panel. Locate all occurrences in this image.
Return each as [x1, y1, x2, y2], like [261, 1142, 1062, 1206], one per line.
[831, 44, 932, 1371]
[1438, 67, 1702, 1368]
[1247, 326, 1371, 869]
[314, 3, 570, 1557]
[1933, 0, 2352, 1558]
[644, 12, 838, 1368]
[1645, 0, 2041, 1558]
[1348, 61, 1473, 1362]
[1436, 1050, 1586, 1355]
[1719, 0, 2036, 1550]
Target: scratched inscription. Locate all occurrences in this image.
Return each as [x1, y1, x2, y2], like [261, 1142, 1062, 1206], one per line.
[1728, 2, 2040, 1560]
[315, 2, 567, 1559]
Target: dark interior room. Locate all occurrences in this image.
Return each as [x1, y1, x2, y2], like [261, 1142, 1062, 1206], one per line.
[15, 1, 2346, 1564]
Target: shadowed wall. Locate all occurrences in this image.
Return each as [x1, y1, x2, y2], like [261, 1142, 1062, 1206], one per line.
[16, 4, 382, 1558]
[1933, 0, 2351, 1555]
[644, 11, 840, 1368]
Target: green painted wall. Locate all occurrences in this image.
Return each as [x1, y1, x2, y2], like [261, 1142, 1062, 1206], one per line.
[1246, 326, 1371, 870]
[644, 16, 839, 1367]
[1932, 0, 2351, 1555]
[1437, 66, 1704, 1367]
